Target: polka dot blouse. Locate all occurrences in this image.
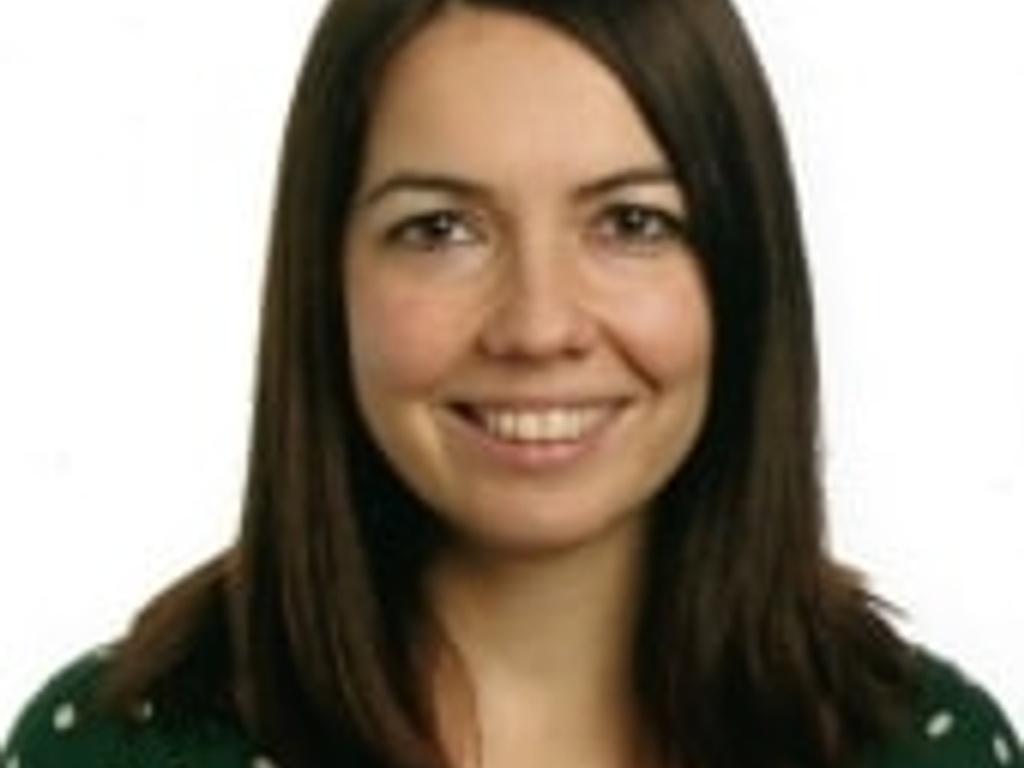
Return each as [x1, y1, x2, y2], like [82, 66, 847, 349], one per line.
[3, 646, 1021, 767]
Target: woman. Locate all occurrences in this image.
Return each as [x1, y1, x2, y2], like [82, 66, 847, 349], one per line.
[3, 0, 1020, 767]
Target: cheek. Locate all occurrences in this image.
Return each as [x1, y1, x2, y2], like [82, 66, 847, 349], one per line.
[346, 272, 467, 396]
[615, 273, 713, 388]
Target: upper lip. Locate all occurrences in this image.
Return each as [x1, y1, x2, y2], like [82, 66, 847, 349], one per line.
[446, 388, 634, 406]
[447, 396, 630, 411]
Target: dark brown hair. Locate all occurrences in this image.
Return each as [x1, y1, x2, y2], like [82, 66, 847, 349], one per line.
[104, 1, 917, 766]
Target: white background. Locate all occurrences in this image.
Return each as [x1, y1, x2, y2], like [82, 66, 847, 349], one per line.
[1, 0, 1022, 737]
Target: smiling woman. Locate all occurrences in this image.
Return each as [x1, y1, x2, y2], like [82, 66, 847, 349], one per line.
[2, 1, 1021, 768]
[344, 9, 712, 559]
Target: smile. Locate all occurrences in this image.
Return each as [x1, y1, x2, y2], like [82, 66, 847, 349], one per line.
[456, 404, 619, 444]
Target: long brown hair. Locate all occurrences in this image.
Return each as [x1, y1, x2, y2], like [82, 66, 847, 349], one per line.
[103, 1, 917, 766]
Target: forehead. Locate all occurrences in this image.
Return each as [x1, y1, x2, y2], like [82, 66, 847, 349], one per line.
[358, 6, 667, 185]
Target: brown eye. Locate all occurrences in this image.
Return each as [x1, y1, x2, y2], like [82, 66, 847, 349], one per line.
[594, 204, 686, 248]
[385, 210, 482, 252]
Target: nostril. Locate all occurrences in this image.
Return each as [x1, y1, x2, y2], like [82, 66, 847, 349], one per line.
[477, 280, 597, 360]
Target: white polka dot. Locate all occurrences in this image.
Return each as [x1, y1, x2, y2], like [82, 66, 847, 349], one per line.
[994, 734, 1014, 766]
[133, 699, 155, 722]
[924, 710, 956, 739]
[252, 757, 278, 768]
[5, 754, 21, 768]
[53, 702, 77, 732]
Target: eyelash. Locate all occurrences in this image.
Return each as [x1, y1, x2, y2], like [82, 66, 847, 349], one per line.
[382, 210, 484, 252]
[380, 203, 688, 255]
[589, 204, 688, 251]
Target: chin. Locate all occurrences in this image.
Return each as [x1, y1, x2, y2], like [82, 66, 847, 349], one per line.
[430, 496, 651, 562]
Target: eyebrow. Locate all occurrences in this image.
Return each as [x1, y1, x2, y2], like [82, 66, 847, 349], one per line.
[575, 167, 679, 199]
[356, 166, 680, 209]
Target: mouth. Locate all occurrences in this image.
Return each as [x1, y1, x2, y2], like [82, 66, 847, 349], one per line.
[452, 402, 622, 445]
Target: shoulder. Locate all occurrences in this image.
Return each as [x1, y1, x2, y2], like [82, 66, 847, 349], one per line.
[2, 648, 277, 768]
[864, 650, 1022, 768]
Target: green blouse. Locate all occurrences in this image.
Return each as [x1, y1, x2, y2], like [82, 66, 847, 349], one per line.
[3, 647, 1021, 768]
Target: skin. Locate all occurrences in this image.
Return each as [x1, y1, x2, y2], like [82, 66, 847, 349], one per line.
[345, 9, 712, 560]
[343, 7, 713, 767]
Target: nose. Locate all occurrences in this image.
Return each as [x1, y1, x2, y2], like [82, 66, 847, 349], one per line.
[478, 239, 597, 361]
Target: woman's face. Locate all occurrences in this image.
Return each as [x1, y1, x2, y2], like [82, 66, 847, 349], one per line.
[344, 7, 713, 558]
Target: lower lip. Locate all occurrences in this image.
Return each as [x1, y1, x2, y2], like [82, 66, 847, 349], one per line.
[443, 407, 623, 472]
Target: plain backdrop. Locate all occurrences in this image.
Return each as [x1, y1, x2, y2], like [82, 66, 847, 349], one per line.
[2, 0, 1022, 736]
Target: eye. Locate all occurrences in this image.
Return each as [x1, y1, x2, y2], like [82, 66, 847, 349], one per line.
[383, 210, 484, 253]
[590, 203, 688, 253]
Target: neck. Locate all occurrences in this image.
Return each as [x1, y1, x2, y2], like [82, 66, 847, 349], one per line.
[424, 525, 650, 768]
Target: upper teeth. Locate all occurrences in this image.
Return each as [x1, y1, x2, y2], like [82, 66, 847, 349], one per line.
[479, 407, 608, 443]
